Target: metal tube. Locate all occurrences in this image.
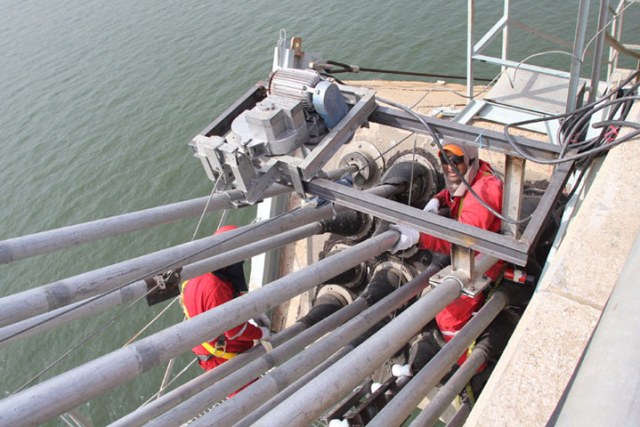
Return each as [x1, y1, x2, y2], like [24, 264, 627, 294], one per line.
[0, 186, 290, 265]
[410, 348, 487, 427]
[235, 345, 355, 427]
[0, 183, 401, 329]
[445, 401, 472, 427]
[189, 265, 444, 427]
[368, 291, 508, 427]
[147, 300, 368, 427]
[467, 0, 475, 99]
[0, 231, 397, 426]
[0, 222, 324, 347]
[109, 321, 308, 427]
[566, 0, 590, 113]
[253, 274, 460, 427]
[587, 0, 610, 104]
[0, 205, 328, 328]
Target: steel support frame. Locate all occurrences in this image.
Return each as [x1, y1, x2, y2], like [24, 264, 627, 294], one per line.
[193, 82, 570, 281]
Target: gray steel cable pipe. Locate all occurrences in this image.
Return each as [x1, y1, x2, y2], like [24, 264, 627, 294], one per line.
[445, 401, 472, 427]
[0, 186, 290, 265]
[113, 296, 365, 427]
[201, 265, 447, 427]
[146, 300, 367, 427]
[235, 345, 355, 427]
[109, 321, 308, 427]
[411, 348, 487, 427]
[0, 230, 397, 426]
[368, 291, 508, 427]
[0, 221, 324, 348]
[0, 183, 401, 328]
[151, 265, 409, 426]
[0, 206, 321, 328]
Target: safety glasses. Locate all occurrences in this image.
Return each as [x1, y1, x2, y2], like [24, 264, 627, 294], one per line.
[438, 152, 465, 167]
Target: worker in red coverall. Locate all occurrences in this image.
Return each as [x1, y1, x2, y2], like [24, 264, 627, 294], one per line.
[180, 225, 270, 373]
[391, 140, 517, 400]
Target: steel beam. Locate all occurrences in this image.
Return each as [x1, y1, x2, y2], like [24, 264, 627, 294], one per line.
[521, 159, 574, 247]
[307, 178, 530, 265]
[369, 105, 562, 160]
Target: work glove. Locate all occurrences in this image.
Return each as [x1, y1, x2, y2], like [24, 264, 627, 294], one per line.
[423, 198, 440, 213]
[391, 363, 413, 378]
[259, 326, 271, 340]
[389, 224, 420, 253]
[253, 313, 271, 329]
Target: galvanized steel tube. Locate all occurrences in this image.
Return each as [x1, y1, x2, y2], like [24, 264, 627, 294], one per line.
[411, 348, 487, 427]
[0, 183, 401, 328]
[0, 186, 290, 265]
[252, 273, 460, 427]
[188, 265, 444, 427]
[235, 345, 355, 427]
[146, 300, 367, 427]
[0, 206, 327, 328]
[0, 231, 397, 426]
[368, 291, 508, 427]
[109, 321, 308, 427]
[0, 221, 324, 347]
[446, 401, 472, 427]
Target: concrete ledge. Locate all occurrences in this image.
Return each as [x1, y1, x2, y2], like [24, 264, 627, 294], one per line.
[466, 103, 640, 426]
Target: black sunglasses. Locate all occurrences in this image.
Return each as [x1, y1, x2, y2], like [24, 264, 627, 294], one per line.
[438, 153, 465, 166]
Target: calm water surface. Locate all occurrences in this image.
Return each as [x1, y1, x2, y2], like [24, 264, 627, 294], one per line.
[1, 0, 637, 424]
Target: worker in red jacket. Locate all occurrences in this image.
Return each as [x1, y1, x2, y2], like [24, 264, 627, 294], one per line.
[180, 225, 270, 372]
[391, 140, 504, 369]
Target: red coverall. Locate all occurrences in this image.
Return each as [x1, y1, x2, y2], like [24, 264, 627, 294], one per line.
[419, 160, 503, 364]
[181, 272, 263, 371]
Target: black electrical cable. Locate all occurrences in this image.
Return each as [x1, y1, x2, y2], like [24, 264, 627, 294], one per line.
[324, 59, 493, 82]
[376, 95, 531, 225]
[505, 95, 640, 165]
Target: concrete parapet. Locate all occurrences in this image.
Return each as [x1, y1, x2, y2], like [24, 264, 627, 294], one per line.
[466, 103, 640, 426]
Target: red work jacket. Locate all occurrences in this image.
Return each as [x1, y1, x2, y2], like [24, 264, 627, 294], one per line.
[181, 272, 263, 357]
[419, 160, 504, 363]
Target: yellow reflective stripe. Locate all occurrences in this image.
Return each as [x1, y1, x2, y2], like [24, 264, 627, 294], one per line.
[200, 342, 238, 360]
[181, 280, 237, 360]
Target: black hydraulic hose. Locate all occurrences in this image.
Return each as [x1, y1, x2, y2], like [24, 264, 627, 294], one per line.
[324, 60, 493, 82]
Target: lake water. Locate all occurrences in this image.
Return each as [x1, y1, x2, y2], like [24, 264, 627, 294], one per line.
[1, 0, 638, 424]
